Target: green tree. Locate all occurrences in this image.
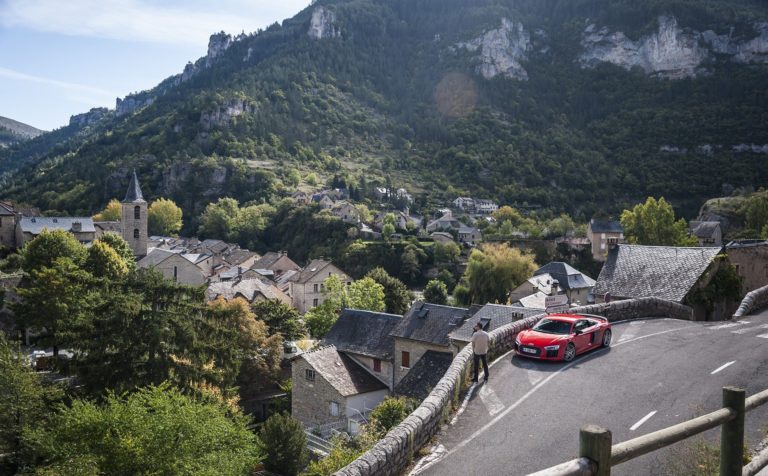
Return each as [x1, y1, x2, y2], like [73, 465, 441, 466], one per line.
[96, 232, 136, 271]
[258, 413, 308, 476]
[400, 246, 421, 282]
[251, 299, 306, 341]
[303, 437, 363, 476]
[230, 203, 276, 249]
[0, 334, 61, 473]
[368, 396, 414, 434]
[492, 206, 523, 227]
[198, 197, 239, 239]
[462, 243, 537, 304]
[436, 269, 457, 293]
[365, 267, 412, 314]
[434, 241, 461, 264]
[545, 214, 576, 238]
[92, 198, 121, 222]
[84, 240, 129, 279]
[286, 168, 302, 187]
[304, 276, 345, 338]
[14, 257, 94, 356]
[347, 277, 385, 311]
[356, 204, 372, 223]
[742, 194, 768, 235]
[24, 384, 262, 475]
[424, 279, 448, 305]
[620, 197, 697, 246]
[382, 223, 395, 240]
[20, 229, 87, 272]
[148, 198, 183, 236]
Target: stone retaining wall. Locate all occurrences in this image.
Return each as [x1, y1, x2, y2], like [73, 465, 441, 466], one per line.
[733, 284, 768, 318]
[334, 297, 693, 476]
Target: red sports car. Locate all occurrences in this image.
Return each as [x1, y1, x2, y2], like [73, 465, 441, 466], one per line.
[514, 314, 612, 362]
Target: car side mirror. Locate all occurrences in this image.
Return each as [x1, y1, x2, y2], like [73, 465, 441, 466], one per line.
[574, 329, 582, 335]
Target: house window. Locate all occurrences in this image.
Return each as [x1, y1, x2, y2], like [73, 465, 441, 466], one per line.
[373, 359, 381, 372]
[134, 205, 141, 220]
[173, 266, 178, 281]
[330, 401, 340, 417]
[305, 369, 315, 381]
[401, 351, 410, 369]
[313, 298, 319, 307]
[133, 228, 140, 239]
[314, 283, 319, 293]
[607, 238, 618, 245]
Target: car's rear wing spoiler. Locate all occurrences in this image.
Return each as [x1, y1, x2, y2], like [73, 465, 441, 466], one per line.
[574, 313, 609, 322]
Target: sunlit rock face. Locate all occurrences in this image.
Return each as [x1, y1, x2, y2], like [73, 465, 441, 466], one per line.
[457, 18, 532, 80]
[308, 6, 341, 40]
[581, 16, 768, 79]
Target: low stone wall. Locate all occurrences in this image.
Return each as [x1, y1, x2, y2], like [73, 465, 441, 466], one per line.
[334, 297, 692, 476]
[733, 284, 768, 318]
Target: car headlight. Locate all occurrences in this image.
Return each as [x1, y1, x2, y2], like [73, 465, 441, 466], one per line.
[544, 345, 560, 351]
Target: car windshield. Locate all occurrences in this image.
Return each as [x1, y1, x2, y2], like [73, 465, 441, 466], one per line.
[533, 319, 572, 335]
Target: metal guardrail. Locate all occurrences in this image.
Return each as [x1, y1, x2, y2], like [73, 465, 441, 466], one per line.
[305, 431, 333, 456]
[529, 386, 768, 476]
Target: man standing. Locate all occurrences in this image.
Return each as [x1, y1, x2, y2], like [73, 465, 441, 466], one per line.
[471, 322, 490, 383]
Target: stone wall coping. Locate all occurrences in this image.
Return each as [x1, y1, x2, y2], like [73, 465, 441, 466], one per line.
[733, 284, 768, 318]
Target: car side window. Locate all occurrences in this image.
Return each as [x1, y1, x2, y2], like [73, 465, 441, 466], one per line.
[576, 320, 589, 330]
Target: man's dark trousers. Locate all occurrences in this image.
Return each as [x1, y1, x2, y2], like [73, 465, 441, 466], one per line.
[473, 353, 489, 382]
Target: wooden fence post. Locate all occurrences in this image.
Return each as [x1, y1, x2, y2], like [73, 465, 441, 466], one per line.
[580, 424, 612, 476]
[721, 386, 746, 476]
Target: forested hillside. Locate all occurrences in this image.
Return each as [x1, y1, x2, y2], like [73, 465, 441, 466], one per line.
[1, 0, 767, 225]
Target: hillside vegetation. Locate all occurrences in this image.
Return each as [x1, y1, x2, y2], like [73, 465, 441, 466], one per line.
[1, 0, 767, 225]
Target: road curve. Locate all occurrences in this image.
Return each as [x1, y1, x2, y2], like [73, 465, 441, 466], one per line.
[413, 311, 768, 476]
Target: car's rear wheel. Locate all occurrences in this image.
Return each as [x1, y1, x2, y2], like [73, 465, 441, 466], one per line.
[563, 342, 576, 362]
[602, 330, 612, 347]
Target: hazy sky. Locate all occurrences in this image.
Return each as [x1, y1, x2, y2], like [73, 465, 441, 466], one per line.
[0, 0, 311, 130]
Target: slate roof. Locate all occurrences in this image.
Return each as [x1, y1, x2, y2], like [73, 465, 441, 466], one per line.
[534, 262, 595, 291]
[323, 309, 402, 360]
[206, 278, 290, 305]
[390, 302, 469, 347]
[450, 304, 542, 342]
[94, 221, 122, 233]
[516, 292, 548, 309]
[19, 217, 96, 235]
[252, 251, 300, 273]
[292, 259, 346, 284]
[593, 244, 723, 302]
[0, 201, 14, 216]
[123, 170, 145, 203]
[301, 345, 388, 397]
[690, 221, 721, 239]
[394, 351, 453, 400]
[223, 249, 258, 267]
[590, 219, 623, 233]
[137, 248, 180, 267]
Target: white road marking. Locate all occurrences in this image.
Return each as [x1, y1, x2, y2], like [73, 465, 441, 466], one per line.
[450, 349, 513, 425]
[437, 325, 697, 462]
[630, 411, 657, 431]
[758, 334, 768, 339]
[731, 324, 768, 335]
[479, 385, 505, 417]
[711, 361, 736, 375]
[709, 321, 749, 330]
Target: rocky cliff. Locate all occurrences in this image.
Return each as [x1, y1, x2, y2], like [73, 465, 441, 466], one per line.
[581, 16, 768, 79]
[456, 18, 533, 80]
[69, 108, 110, 128]
[308, 6, 341, 40]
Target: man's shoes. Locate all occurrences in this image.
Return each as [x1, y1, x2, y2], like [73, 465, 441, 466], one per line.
[471, 379, 478, 383]
[484, 376, 489, 382]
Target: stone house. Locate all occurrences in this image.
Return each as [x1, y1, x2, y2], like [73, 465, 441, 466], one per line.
[689, 221, 723, 247]
[292, 345, 389, 434]
[16, 217, 97, 247]
[289, 259, 351, 314]
[389, 302, 469, 386]
[587, 219, 624, 261]
[453, 197, 475, 211]
[374, 210, 414, 231]
[323, 309, 402, 390]
[0, 202, 17, 249]
[508, 262, 596, 307]
[312, 193, 335, 210]
[137, 249, 207, 286]
[426, 214, 462, 233]
[292, 190, 310, 205]
[474, 199, 499, 214]
[726, 240, 768, 294]
[594, 244, 735, 320]
[430, 232, 455, 244]
[458, 226, 482, 245]
[331, 201, 360, 224]
[252, 251, 301, 279]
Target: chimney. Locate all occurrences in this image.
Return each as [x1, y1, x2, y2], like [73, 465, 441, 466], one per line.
[71, 222, 82, 232]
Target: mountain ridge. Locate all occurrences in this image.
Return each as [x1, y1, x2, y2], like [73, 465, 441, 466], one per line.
[0, 116, 45, 146]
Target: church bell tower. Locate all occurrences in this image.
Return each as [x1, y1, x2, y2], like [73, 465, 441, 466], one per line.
[121, 170, 148, 257]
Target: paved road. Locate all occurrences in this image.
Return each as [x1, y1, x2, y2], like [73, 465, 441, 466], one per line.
[413, 311, 768, 476]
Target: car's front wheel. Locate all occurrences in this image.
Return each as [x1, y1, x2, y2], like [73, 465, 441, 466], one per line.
[602, 329, 612, 347]
[563, 342, 576, 362]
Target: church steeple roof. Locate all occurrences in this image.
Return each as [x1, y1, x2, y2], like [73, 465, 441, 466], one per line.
[123, 170, 145, 203]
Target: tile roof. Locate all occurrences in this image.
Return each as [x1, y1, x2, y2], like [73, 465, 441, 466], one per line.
[534, 262, 595, 291]
[394, 351, 453, 400]
[594, 244, 723, 302]
[590, 219, 623, 233]
[390, 302, 469, 347]
[292, 259, 346, 284]
[323, 309, 402, 360]
[450, 304, 542, 342]
[122, 170, 145, 203]
[206, 278, 291, 305]
[19, 217, 96, 235]
[301, 345, 388, 397]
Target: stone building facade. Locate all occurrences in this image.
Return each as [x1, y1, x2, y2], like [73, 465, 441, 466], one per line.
[289, 259, 351, 314]
[726, 240, 768, 294]
[121, 170, 148, 257]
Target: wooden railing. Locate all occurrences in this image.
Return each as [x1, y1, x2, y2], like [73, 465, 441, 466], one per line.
[529, 386, 768, 476]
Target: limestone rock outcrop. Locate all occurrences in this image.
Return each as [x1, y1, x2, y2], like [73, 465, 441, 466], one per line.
[308, 6, 341, 40]
[457, 18, 532, 80]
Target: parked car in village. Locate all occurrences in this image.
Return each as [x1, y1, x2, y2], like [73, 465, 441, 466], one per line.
[514, 314, 612, 362]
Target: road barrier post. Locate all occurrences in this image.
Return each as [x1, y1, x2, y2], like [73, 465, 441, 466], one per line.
[580, 424, 611, 476]
[720, 386, 745, 476]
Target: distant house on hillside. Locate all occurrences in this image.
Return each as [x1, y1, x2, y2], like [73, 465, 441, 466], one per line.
[206, 278, 291, 306]
[594, 244, 736, 320]
[587, 219, 624, 261]
[689, 221, 723, 247]
[458, 226, 482, 245]
[16, 217, 96, 247]
[449, 304, 540, 355]
[508, 262, 596, 308]
[137, 249, 208, 286]
[0, 202, 17, 249]
[426, 213, 462, 233]
[474, 199, 499, 214]
[252, 251, 301, 279]
[331, 201, 360, 224]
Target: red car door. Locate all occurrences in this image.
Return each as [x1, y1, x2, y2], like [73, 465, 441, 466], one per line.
[572, 319, 594, 353]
